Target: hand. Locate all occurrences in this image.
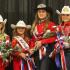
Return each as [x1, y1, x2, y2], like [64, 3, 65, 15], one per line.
[29, 49, 34, 55]
[35, 41, 42, 48]
[30, 29, 34, 35]
[0, 52, 2, 58]
[19, 53, 27, 59]
[63, 42, 70, 48]
[4, 59, 9, 67]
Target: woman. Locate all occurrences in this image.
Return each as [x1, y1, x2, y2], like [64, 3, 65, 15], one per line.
[0, 15, 10, 70]
[56, 6, 70, 70]
[11, 20, 35, 70]
[30, 4, 56, 70]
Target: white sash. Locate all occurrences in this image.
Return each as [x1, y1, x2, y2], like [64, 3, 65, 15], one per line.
[14, 36, 29, 50]
[39, 46, 46, 60]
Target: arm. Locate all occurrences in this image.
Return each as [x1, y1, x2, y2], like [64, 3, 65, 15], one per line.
[12, 38, 28, 59]
[12, 39, 20, 56]
[41, 22, 56, 44]
[41, 36, 56, 44]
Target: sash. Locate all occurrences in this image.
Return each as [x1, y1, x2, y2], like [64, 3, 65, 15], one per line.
[21, 58, 36, 70]
[60, 42, 67, 70]
[56, 32, 67, 70]
[50, 32, 67, 70]
[14, 36, 29, 50]
[27, 58, 36, 70]
[54, 43, 61, 69]
[33, 26, 47, 60]
[15, 36, 36, 70]
[21, 60, 24, 70]
[27, 60, 32, 70]
[39, 46, 46, 60]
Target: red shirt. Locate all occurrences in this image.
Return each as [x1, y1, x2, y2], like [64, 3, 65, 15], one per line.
[12, 36, 30, 56]
[30, 20, 56, 48]
[58, 21, 70, 36]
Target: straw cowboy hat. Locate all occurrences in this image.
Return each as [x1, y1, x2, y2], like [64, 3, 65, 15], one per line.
[0, 15, 7, 24]
[56, 6, 70, 14]
[11, 20, 31, 29]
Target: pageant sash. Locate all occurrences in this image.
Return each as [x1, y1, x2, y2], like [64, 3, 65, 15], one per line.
[15, 36, 36, 70]
[54, 43, 61, 69]
[57, 32, 67, 70]
[14, 36, 29, 50]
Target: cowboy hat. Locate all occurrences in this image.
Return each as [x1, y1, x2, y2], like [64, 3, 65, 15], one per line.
[0, 15, 7, 24]
[11, 20, 31, 29]
[56, 6, 70, 14]
[35, 4, 53, 15]
[34, 4, 47, 12]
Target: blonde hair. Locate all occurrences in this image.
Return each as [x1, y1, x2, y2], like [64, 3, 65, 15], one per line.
[0, 22, 5, 34]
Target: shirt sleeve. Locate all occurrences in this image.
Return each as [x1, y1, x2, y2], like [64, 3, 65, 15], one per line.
[12, 38, 17, 48]
[12, 38, 20, 56]
[41, 36, 56, 44]
[48, 22, 56, 32]
[41, 22, 56, 44]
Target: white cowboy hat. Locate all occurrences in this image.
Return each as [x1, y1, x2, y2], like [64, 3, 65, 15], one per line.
[0, 15, 7, 24]
[11, 20, 31, 29]
[56, 6, 70, 15]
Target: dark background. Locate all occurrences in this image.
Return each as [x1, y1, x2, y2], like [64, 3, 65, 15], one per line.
[0, 0, 69, 70]
[0, 0, 70, 38]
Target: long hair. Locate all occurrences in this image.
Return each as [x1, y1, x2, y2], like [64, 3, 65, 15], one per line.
[0, 22, 5, 34]
[12, 28, 30, 43]
[12, 28, 17, 37]
[31, 11, 51, 32]
[12, 27, 29, 37]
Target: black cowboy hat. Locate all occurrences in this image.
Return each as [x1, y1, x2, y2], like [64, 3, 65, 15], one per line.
[35, 4, 53, 15]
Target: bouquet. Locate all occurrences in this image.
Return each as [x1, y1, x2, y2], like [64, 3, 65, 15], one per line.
[43, 29, 56, 38]
[0, 41, 12, 62]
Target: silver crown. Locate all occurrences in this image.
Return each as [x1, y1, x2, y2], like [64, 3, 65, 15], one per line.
[37, 4, 46, 9]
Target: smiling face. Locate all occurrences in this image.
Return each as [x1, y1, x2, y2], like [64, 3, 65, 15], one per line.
[61, 14, 70, 22]
[16, 27, 26, 35]
[37, 9, 47, 19]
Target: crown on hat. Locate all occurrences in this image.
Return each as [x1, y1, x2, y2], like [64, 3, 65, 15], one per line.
[37, 4, 46, 9]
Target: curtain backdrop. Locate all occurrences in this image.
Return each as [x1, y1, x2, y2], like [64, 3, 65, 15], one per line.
[0, 0, 69, 38]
